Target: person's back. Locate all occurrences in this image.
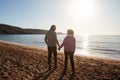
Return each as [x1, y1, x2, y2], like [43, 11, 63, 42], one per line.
[63, 36, 75, 52]
[44, 25, 59, 70]
[45, 30, 57, 47]
[58, 29, 76, 75]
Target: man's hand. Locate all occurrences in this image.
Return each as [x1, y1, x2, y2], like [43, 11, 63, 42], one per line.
[58, 47, 60, 51]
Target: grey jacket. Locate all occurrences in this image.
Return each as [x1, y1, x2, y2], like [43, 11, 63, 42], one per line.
[45, 30, 58, 47]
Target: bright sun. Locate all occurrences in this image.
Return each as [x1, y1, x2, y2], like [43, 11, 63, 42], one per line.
[69, 0, 96, 19]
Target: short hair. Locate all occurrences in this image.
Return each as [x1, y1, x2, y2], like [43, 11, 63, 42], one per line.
[67, 29, 74, 35]
[50, 25, 56, 30]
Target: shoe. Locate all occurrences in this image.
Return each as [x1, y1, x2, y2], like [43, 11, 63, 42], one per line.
[62, 70, 67, 75]
[71, 73, 76, 77]
[54, 65, 57, 69]
[48, 66, 51, 70]
[72, 70, 75, 75]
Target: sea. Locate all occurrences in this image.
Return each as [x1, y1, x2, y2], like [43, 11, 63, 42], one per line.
[0, 34, 120, 60]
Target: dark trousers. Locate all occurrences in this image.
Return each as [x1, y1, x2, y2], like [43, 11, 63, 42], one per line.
[63, 51, 75, 74]
[48, 46, 57, 68]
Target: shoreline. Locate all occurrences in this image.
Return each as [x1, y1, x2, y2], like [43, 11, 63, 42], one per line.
[0, 40, 120, 61]
[0, 41, 120, 79]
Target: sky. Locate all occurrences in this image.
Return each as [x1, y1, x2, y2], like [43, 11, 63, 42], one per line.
[0, 0, 120, 35]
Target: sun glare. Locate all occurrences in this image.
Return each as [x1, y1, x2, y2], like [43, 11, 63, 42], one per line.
[82, 35, 88, 50]
[69, 0, 96, 19]
[80, 35, 89, 56]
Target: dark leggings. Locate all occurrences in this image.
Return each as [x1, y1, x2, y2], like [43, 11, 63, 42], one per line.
[63, 51, 75, 74]
[48, 47, 57, 66]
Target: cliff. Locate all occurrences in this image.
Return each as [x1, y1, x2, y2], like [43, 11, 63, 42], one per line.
[0, 24, 48, 34]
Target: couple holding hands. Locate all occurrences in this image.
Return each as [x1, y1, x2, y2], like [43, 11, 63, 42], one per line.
[44, 25, 76, 75]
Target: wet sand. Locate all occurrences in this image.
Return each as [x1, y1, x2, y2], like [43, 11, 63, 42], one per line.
[0, 41, 120, 80]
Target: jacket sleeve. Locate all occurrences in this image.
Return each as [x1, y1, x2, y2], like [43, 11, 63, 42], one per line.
[73, 38, 76, 52]
[44, 33, 48, 44]
[59, 38, 66, 49]
[54, 32, 59, 46]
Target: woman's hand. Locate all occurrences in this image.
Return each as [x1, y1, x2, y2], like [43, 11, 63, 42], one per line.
[58, 47, 61, 51]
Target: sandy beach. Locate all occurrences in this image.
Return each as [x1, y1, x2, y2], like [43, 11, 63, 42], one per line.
[0, 41, 120, 80]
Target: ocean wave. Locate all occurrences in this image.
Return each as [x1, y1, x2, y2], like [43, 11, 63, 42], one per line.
[91, 48, 120, 54]
[89, 42, 120, 44]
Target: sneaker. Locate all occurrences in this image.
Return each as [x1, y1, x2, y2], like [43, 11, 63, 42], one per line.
[54, 65, 58, 69]
[48, 66, 51, 70]
[62, 70, 67, 75]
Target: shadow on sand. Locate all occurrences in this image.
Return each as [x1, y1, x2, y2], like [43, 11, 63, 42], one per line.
[33, 68, 56, 80]
[57, 71, 79, 80]
[57, 71, 66, 80]
[33, 67, 79, 80]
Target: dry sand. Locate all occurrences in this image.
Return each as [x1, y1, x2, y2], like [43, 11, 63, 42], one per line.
[0, 42, 120, 80]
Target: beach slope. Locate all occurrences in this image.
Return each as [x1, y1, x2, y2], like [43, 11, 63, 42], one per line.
[0, 42, 120, 80]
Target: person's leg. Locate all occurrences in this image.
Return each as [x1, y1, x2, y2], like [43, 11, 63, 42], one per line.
[63, 51, 68, 73]
[69, 52, 75, 75]
[53, 46, 57, 68]
[48, 47, 52, 69]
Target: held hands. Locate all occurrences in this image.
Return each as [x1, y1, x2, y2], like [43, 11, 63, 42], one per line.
[58, 46, 61, 51]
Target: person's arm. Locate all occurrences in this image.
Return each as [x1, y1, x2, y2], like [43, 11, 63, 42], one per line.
[58, 38, 65, 50]
[54, 32, 59, 46]
[44, 34, 48, 44]
[56, 39, 59, 47]
[73, 37, 76, 53]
